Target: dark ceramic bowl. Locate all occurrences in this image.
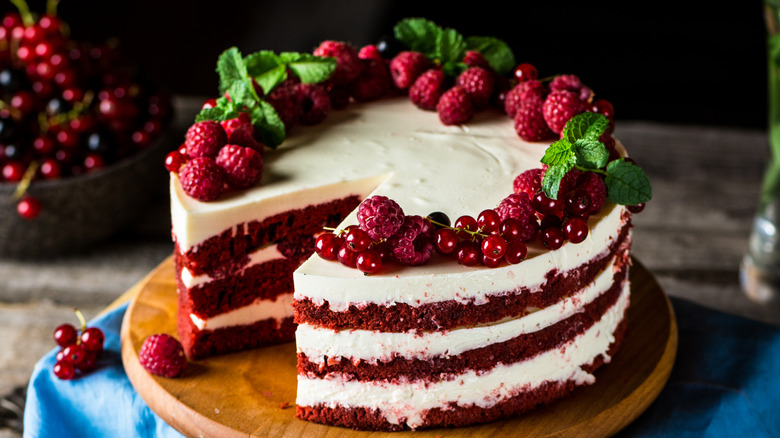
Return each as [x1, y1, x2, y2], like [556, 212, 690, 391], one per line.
[0, 134, 171, 258]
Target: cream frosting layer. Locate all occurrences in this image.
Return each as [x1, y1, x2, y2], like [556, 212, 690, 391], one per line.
[180, 245, 284, 289]
[296, 255, 625, 363]
[295, 205, 626, 311]
[296, 284, 630, 429]
[170, 97, 555, 253]
[189, 292, 294, 331]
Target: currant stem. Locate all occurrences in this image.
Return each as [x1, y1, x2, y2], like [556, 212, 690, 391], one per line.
[46, 0, 60, 16]
[73, 307, 87, 336]
[9, 0, 33, 26]
[426, 218, 488, 240]
[12, 161, 39, 201]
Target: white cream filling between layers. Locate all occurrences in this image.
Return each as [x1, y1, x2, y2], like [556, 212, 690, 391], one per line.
[296, 255, 624, 363]
[296, 283, 629, 429]
[189, 292, 294, 331]
[180, 245, 285, 289]
[295, 205, 628, 311]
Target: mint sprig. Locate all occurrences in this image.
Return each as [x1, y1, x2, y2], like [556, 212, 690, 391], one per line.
[393, 18, 515, 77]
[195, 47, 336, 149]
[540, 112, 652, 206]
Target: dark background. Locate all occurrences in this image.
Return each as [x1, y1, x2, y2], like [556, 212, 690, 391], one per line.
[3, 0, 769, 128]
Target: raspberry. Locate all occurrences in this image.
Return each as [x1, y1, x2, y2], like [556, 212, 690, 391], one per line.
[514, 98, 556, 142]
[267, 79, 302, 128]
[184, 120, 227, 159]
[220, 112, 252, 137]
[463, 50, 491, 70]
[550, 74, 593, 102]
[179, 156, 225, 201]
[456, 67, 494, 109]
[494, 193, 539, 241]
[542, 89, 586, 135]
[436, 86, 474, 125]
[357, 195, 405, 241]
[349, 57, 391, 102]
[296, 83, 331, 125]
[138, 334, 187, 378]
[327, 84, 351, 110]
[388, 215, 435, 265]
[215, 144, 263, 189]
[513, 168, 543, 197]
[576, 171, 607, 214]
[389, 51, 431, 90]
[313, 40, 363, 86]
[504, 80, 545, 118]
[409, 69, 446, 111]
[227, 125, 263, 151]
[358, 44, 383, 61]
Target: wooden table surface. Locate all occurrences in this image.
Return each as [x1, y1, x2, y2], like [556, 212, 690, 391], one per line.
[0, 96, 777, 436]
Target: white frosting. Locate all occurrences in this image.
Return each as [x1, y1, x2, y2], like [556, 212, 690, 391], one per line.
[296, 284, 630, 429]
[189, 292, 294, 331]
[295, 205, 625, 311]
[171, 97, 552, 253]
[180, 245, 285, 289]
[296, 255, 624, 363]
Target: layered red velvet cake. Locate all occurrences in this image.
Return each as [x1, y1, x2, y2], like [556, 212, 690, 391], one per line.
[168, 17, 650, 432]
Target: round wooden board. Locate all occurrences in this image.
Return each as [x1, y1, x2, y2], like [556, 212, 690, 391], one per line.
[121, 256, 677, 438]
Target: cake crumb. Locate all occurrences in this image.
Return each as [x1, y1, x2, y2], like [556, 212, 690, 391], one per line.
[279, 402, 291, 409]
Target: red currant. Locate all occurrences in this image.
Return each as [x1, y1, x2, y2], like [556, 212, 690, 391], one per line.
[505, 240, 528, 264]
[457, 241, 481, 266]
[542, 228, 565, 250]
[564, 217, 589, 244]
[33, 135, 55, 155]
[481, 255, 503, 268]
[435, 228, 459, 255]
[337, 243, 358, 268]
[315, 233, 342, 261]
[2, 161, 25, 182]
[454, 215, 478, 239]
[84, 154, 105, 172]
[532, 192, 562, 217]
[592, 99, 614, 119]
[481, 235, 507, 259]
[61, 344, 86, 367]
[565, 188, 592, 217]
[17, 196, 42, 220]
[477, 209, 501, 234]
[53, 361, 76, 380]
[53, 324, 78, 348]
[499, 218, 523, 242]
[80, 327, 105, 353]
[513, 63, 538, 83]
[39, 159, 61, 179]
[164, 150, 187, 173]
[345, 228, 371, 252]
[76, 351, 98, 372]
[356, 249, 382, 274]
[627, 203, 646, 214]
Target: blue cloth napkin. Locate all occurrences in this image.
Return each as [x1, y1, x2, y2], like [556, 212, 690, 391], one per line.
[23, 297, 780, 437]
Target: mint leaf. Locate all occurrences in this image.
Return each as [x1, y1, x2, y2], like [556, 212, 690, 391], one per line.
[216, 47, 248, 96]
[435, 27, 467, 64]
[562, 112, 609, 144]
[195, 97, 239, 123]
[541, 140, 573, 167]
[285, 53, 337, 84]
[604, 159, 653, 205]
[465, 36, 515, 76]
[251, 100, 286, 148]
[245, 51, 282, 77]
[572, 139, 608, 170]
[542, 162, 573, 200]
[394, 17, 441, 56]
[254, 64, 287, 96]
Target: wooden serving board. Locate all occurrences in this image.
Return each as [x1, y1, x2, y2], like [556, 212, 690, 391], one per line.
[121, 256, 677, 437]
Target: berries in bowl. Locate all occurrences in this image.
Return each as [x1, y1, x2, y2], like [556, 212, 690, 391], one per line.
[0, 2, 173, 257]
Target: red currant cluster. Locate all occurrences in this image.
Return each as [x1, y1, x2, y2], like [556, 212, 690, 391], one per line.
[0, 1, 171, 219]
[431, 210, 531, 268]
[51, 309, 104, 380]
[315, 225, 386, 275]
